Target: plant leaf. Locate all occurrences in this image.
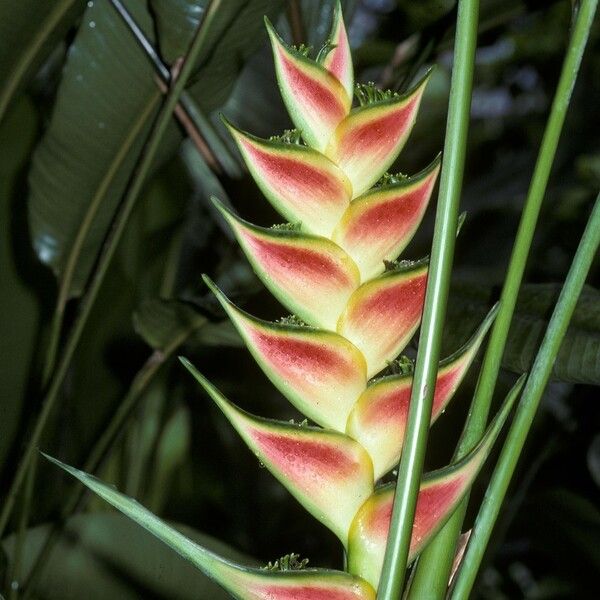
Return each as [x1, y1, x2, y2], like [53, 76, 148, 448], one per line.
[133, 298, 207, 352]
[333, 158, 440, 280]
[224, 119, 352, 237]
[347, 306, 498, 480]
[43, 456, 376, 600]
[346, 375, 524, 589]
[265, 17, 351, 152]
[203, 276, 367, 431]
[0, 98, 43, 467]
[183, 361, 374, 544]
[0, 0, 83, 121]
[28, 0, 282, 296]
[446, 282, 600, 384]
[28, 0, 163, 295]
[2, 512, 250, 600]
[326, 74, 430, 197]
[214, 199, 359, 330]
[337, 263, 428, 377]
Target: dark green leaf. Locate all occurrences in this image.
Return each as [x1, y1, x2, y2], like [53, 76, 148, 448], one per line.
[0, 98, 44, 468]
[28, 0, 285, 297]
[133, 298, 207, 352]
[0, 0, 83, 121]
[2, 512, 251, 599]
[150, 0, 205, 64]
[28, 0, 163, 296]
[446, 282, 600, 385]
[133, 296, 244, 352]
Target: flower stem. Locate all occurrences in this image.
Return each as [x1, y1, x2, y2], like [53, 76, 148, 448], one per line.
[451, 190, 600, 598]
[0, 0, 222, 540]
[409, 2, 598, 595]
[376, 1, 479, 597]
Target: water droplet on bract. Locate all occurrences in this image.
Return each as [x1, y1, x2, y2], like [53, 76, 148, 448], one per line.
[89, 20, 96, 28]
[87, 1, 93, 7]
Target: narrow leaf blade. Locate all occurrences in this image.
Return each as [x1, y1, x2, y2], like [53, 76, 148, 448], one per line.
[44, 454, 376, 600]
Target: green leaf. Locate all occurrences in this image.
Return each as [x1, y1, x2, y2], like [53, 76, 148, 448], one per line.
[446, 282, 600, 384]
[28, 0, 163, 296]
[2, 512, 249, 599]
[183, 1, 286, 109]
[42, 455, 376, 600]
[0, 0, 83, 121]
[148, 406, 191, 512]
[150, 0, 205, 64]
[28, 0, 285, 297]
[0, 98, 44, 468]
[133, 297, 243, 352]
[133, 298, 207, 352]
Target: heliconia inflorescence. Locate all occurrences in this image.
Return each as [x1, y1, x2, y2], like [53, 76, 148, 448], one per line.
[48, 4, 519, 598]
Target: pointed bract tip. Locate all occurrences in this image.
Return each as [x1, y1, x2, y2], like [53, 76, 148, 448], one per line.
[201, 274, 224, 302]
[264, 15, 282, 44]
[178, 355, 194, 371]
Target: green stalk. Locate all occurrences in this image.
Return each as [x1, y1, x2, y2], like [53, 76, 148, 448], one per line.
[0, 0, 222, 540]
[376, 1, 479, 597]
[410, 2, 598, 595]
[451, 191, 600, 598]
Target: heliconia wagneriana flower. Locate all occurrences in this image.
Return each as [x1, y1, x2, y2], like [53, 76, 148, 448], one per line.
[48, 4, 518, 598]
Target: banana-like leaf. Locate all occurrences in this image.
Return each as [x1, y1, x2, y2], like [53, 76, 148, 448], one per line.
[337, 263, 428, 377]
[265, 18, 351, 152]
[28, 0, 282, 296]
[44, 455, 376, 600]
[204, 277, 367, 431]
[346, 307, 498, 479]
[0, 0, 83, 122]
[183, 361, 374, 544]
[321, 1, 354, 100]
[346, 376, 524, 589]
[215, 199, 359, 330]
[446, 282, 600, 384]
[333, 158, 440, 280]
[28, 0, 160, 295]
[224, 119, 352, 237]
[326, 74, 430, 197]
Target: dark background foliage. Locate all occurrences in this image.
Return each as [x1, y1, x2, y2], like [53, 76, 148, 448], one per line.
[0, 0, 599, 598]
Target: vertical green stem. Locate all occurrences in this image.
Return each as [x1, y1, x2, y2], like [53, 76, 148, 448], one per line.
[0, 0, 222, 540]
[410, 2, 597, 595]
[376, 1, 479, 597]
[451, 191, 600, 598]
